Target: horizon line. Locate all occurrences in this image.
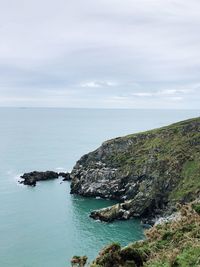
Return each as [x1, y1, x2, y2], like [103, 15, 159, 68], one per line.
[0, 106, 200, 111]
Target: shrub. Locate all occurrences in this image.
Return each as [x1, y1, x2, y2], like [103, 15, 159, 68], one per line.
[192, 203, 200, 215]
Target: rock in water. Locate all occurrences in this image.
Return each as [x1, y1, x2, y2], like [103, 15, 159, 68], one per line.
[59, 172, 71, 181]
[20, 171, 59, 186]
[70, 117, 200, 222]
[20, 171, 71, 186]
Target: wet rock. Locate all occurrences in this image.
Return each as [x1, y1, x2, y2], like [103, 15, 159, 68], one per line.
[20, 171, 59, 186]
[59, 172, 71, 181]
[20, 171, 72, 186]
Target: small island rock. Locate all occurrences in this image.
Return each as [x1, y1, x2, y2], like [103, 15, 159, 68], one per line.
[19, 171, 71, 186]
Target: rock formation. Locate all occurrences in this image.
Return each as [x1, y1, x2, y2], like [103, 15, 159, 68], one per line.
[71, 117, 200, 222]
[20, 171, 71, 186]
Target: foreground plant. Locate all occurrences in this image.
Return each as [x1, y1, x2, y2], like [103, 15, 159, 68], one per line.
[71, 256, 88, 267]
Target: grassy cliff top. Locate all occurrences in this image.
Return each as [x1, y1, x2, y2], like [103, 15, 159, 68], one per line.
[100, 117, 200, 203]
[104, 116, 200, 144]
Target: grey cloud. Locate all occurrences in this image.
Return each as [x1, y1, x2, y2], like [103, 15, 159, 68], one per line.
[0, 0, 200, 108]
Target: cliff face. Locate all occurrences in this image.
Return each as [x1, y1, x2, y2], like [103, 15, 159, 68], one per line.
[70, 117, 200, 221]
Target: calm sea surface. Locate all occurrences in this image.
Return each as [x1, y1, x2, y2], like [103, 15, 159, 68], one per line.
[0, 108, 199, 267]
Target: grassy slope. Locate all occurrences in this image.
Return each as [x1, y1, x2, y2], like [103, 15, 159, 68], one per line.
[102, 117, 200, 203]
[89, 202, 200, 267]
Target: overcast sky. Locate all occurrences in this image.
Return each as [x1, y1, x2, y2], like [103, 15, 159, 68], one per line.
[0, 0, 200, 109]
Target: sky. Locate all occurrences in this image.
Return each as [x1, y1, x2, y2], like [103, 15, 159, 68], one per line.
[0, 0, 200, 109]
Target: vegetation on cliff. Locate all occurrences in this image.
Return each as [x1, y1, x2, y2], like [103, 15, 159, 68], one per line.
[71, 117, 200, 222]
[71, 202, 200, 267]
[70, 117, 200, 266]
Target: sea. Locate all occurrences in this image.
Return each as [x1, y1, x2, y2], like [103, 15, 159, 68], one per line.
[0, 108, 199, 267]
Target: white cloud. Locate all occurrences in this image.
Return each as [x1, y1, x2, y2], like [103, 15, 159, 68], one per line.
[80, 81, 101, 88]
[80, 81, 118, 88]
[132, 92, 153, 97]
[157, 89, 194, 96]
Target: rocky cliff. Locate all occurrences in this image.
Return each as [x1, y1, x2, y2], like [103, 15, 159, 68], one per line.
[70, 117, 200, 222]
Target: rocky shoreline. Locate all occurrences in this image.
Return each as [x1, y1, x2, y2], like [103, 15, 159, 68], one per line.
[19, 171, 71, 186]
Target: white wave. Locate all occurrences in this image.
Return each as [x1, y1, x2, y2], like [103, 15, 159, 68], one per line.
[13, 173, 25, 187]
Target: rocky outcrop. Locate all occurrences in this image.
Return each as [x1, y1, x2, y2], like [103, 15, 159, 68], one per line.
[71, 117, 200, 222]
[20, 171, 71, 186]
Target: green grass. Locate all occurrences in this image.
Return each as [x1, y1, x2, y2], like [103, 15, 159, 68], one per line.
[101, 117, 200, 205]
[173, 246, 200, 267]
[170, 160, 200, 201]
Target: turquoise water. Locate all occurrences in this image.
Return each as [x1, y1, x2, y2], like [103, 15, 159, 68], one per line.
[0, 108, 199, 267]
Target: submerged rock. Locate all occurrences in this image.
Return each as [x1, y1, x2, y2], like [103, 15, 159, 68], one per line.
[71, 117, 200, 222]
[20, 171, 70, 186]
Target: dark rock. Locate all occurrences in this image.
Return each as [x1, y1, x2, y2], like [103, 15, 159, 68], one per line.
[20, 171, 59, 186]
[59, 172, 71, 181]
